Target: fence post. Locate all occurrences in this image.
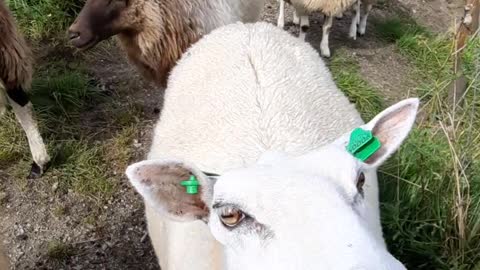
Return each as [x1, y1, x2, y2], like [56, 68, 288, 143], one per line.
[449, 0, 480, 107]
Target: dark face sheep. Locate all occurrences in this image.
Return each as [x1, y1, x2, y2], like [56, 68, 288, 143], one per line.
[1, 0, 50, 178]
[68, 0, 265, 87]
[68, 0, 137, 50]
[68, 0, 195, 86]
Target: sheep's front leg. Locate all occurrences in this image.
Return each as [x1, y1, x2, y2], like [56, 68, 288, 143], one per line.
[349, 0, 361, 40]
[358, 3, 373, 35]
[320, 15, 333, 57]
[293, 9, 300, 25]
[277, 0, 285, 28]
[298, 14, 310, 40]
[7, 87, 50, 178]
[0, 90, 6, 116]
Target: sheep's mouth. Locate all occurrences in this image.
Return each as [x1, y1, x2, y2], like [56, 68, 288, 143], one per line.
[70, 36, 99, 51]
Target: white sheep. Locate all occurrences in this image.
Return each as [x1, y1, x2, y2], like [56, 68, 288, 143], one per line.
[357, 0, 377, 36]
[128, 92, 415, 269]
[277, 0, 376, 57]
[127, 22, 418, 269]
[343, 0, 377, 39]
[124, 21, 411, 269]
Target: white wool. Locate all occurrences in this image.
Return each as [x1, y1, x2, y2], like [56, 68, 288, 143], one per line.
[196, 0, 266, 32]
[144, 22, 383, 269]
[289, 0, 357, 16]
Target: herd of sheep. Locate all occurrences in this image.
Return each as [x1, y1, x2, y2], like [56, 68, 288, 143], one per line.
[1, 0, 418, 269]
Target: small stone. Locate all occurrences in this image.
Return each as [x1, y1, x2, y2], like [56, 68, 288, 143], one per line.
[133, 139, 142, 148]
[52, 182, 59, 192]
[16, 233, 28, 241]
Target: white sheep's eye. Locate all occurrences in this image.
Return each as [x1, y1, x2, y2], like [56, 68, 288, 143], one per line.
[220, 207, 245, 228]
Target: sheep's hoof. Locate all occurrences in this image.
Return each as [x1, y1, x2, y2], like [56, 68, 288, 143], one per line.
[321, 50, 331, 58]
[28, 161, 50, 179]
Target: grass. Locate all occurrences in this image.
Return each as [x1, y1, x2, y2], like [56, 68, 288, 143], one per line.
[6, 0, 82, 39]
[47, 240, 74, 260]
[329, 49, 384, 120]
[329, 15, 480, 270]
[369, 18, 480, 269]
[0, 59, 140, 200]
[3, 0, 479, 268]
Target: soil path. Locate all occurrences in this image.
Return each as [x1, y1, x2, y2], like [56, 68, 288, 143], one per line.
[0, 0, 462, 268]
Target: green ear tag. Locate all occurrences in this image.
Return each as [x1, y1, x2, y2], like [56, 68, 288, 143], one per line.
[181, 175, 200, 195]
[346, 128, 381, 162]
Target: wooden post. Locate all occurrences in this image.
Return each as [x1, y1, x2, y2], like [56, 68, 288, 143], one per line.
[449, 0, 480, 107]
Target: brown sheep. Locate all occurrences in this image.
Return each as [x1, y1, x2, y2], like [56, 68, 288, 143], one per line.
[68, 0, 265, 87]
[0, 0, 50, 178]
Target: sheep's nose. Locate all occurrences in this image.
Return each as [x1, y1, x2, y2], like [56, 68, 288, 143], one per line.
[68, 30, 80, 40]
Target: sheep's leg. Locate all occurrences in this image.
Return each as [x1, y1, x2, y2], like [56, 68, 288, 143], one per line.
[277, 0, 285, 28]
[298, 15, 310, 40]
[320, 15, 333, 57]
[349, 0, 361, 40]
[293, 9, 300, 25]
[335, 12, 343, 19]
[356, 1, 361, 25]
[7, 87, 50, 178]
[0, 89, 6, 116]
[293, 8, 309, 40]
[358, 3, 373, 35]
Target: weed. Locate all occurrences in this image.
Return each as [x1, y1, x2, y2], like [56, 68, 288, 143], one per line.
[372, 18, 480, 269]
[374, 17, 427, 42]
[329, 49, 384, 120]
[52, 205, 67, 217]
[0, 58, 139, 201]
[46, 240, 74, 260]
[6, 0, 82, 39]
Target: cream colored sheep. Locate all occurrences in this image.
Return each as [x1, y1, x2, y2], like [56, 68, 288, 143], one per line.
[277, 0, 376, 57]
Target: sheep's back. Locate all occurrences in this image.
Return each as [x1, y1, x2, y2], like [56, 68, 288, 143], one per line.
[148, 22, 363, 173]
[0, 0, 32, 90]
[290, 0, 357, 16]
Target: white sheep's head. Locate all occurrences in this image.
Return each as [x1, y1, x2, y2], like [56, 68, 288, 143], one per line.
[126, 98, 419, 270]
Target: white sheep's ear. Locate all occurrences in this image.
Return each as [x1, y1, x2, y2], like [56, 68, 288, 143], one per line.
[125, 159, 216, 222]
[359, 98, 419, 167]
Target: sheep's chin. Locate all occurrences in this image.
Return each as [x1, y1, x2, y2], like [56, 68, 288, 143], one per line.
[71, 36, 99, 51]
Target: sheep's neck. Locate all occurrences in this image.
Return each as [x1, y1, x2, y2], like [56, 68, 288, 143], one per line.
[117, 0, 203, 87]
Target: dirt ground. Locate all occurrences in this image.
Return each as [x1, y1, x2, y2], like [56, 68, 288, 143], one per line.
[0, 0, 465, 269]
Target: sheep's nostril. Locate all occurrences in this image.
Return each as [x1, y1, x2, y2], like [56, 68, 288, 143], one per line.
[68, 31, 80, 40]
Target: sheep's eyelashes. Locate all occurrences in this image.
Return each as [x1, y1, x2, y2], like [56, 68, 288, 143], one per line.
[356, 172, 365, 196]
[220, 207, 245, 228]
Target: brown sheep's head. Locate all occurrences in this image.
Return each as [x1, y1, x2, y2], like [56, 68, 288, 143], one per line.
[68, 0, 137, 50]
